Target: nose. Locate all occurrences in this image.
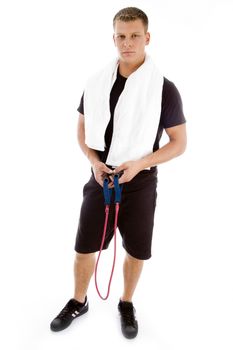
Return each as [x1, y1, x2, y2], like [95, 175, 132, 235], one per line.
[122, 37, 132, 48]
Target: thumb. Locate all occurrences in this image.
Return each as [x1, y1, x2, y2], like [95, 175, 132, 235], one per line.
[114, 164, 123, 174]
[104, 165, 113, 174]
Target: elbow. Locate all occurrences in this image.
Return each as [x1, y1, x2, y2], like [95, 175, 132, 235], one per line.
[77, 131, 81, 146]
[77, 133, 86, 149]
[177, 138, 187, 156]
[171, 137, 187, 157]
[77, 125, 85, 147]
[77, 114, 85, 146]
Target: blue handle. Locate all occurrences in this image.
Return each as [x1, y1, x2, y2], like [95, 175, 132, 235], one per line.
[103, 175, 123, 205]
[113, 174, 123, 204]
[103, 178, 112, 205]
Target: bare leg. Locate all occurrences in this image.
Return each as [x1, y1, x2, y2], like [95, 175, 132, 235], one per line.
[73, 252, 96, 303]
[121, 253, 144, 302]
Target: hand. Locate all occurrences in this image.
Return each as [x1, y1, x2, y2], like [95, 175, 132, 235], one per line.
[92, 161, 114, 188]
[113, 160, 142, 185]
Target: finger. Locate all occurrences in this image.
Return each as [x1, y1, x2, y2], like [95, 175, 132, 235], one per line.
[118, 174, 127, 185]
[96, 180, 103, 187]
[114, 164, 124, 174]
[97, 176, 104, 187]
[103, 165, 114, 174]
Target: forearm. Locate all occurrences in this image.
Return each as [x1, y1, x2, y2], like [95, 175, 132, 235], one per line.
[78, 134, 100, 167]
[138, 140, 186, 170]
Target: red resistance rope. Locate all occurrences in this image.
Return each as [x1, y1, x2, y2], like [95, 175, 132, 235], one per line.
[94, 172, 123, 300]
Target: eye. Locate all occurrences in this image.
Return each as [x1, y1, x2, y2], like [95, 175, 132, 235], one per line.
[117, 35, 125, 39]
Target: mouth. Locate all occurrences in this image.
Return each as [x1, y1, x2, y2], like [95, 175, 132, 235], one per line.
[122, 51, 135, 54]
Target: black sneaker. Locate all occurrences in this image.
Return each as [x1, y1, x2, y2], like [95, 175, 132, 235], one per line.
[50, 297, 88, 332]
[118, 300, 138, 339]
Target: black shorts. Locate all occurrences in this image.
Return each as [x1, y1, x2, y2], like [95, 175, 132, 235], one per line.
[74, 167, 158, 260]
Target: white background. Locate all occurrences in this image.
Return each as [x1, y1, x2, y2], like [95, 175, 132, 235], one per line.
[0, 0, 233, 349]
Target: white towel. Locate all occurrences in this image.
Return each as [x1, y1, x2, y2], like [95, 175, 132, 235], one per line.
[83, 54, 164, 169]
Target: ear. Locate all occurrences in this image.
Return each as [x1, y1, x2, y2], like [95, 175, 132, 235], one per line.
[145, 32, 150, 45]
[113, 33, 116, 46]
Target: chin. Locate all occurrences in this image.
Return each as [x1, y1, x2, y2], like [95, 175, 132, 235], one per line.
[120, 55, 138, 64]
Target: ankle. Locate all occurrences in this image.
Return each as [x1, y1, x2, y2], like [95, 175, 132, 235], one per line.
[73, 295, 86, 304]
[120, 296, 132, 303]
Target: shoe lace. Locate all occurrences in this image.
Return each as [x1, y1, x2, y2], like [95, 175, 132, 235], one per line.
[121, 307, 136, 327]
[57, 300, 77, 320]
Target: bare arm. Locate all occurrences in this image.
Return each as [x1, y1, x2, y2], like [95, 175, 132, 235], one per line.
[138, 123, 187, 169]
[77, 113, 101, 166]
[77, 113, 113, 186]
[114, 123, 187, 184]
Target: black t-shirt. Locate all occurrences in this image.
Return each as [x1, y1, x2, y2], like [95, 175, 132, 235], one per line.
[77, 66, 186, 166]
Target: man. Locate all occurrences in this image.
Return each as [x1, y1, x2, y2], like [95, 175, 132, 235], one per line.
[50, 7, 187, 339]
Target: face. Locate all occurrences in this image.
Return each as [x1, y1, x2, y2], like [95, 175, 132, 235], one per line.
[113, 19, 150, 64]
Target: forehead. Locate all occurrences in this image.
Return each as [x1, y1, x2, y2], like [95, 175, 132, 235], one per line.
[114, 19, 145, 34]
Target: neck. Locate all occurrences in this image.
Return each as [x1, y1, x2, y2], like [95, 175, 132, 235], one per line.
[118, 54, 146, 78]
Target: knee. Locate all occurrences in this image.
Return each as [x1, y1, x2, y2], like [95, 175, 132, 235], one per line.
[125, 253, 144, 265]
[75, 252, 95, 263]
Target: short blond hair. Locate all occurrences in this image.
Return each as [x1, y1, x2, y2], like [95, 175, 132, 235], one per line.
[113, 7, 149, 33]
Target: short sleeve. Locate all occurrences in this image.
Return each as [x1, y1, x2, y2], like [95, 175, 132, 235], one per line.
[161, 78, 186, 128]
[77, 92, 84, 115]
